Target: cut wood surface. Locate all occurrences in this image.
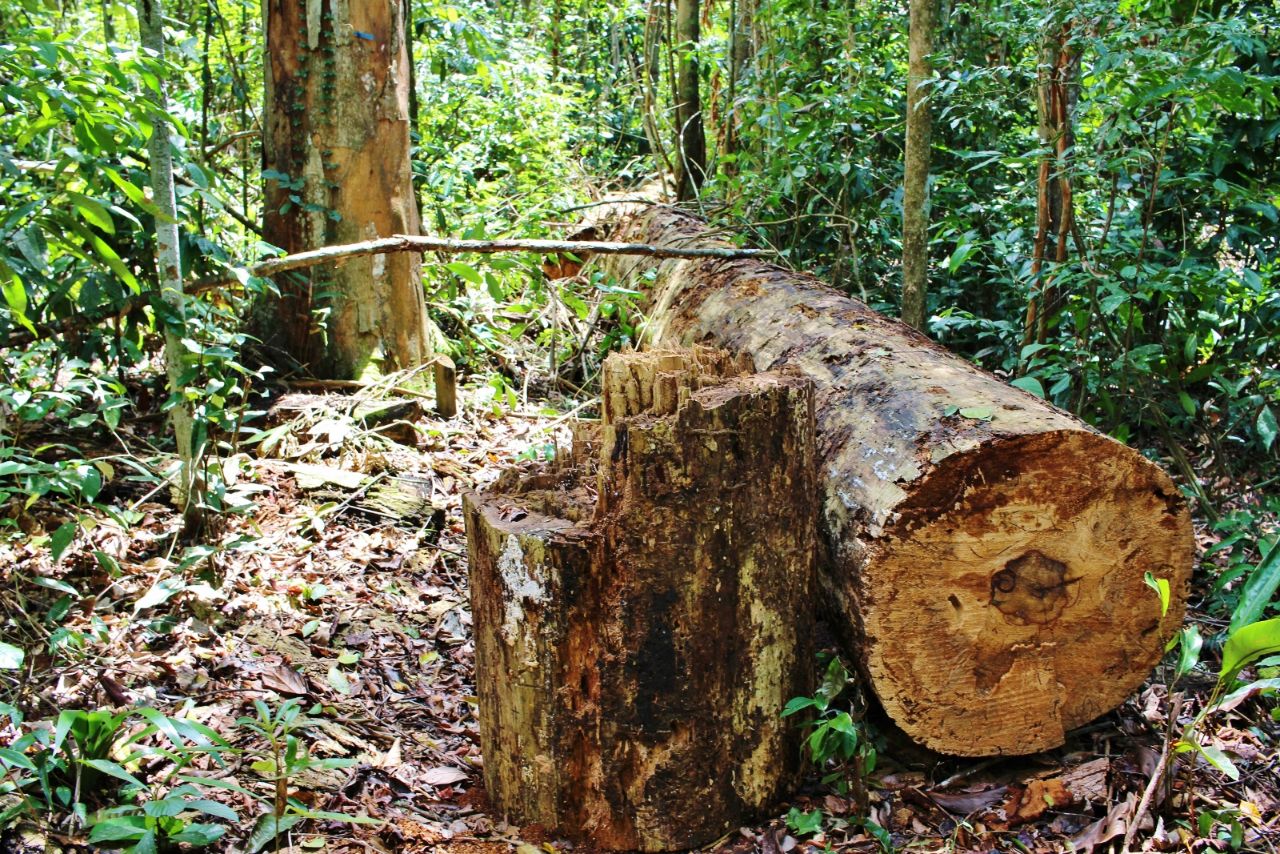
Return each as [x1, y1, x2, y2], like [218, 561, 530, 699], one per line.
[583, 205, 1195, 757]
[464, 349, 816, 850]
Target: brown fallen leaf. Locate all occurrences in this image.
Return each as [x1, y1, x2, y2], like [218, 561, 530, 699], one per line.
[260, 663, 309, 696]
[1071, 793, 1138, 851]
[926, 785, 1009, 815]
[423, 765, 469, 787]
[1001, 778, 1076, 825]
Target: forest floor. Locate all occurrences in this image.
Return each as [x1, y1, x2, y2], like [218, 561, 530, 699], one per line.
[1, 377, 1278, 854]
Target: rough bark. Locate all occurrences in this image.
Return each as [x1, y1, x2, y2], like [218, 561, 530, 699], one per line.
[585, 205, 1194, 757]
[673, 0, 707, 200]
[138, 0, 200, 526]
[260, 0, 429, 379]
[901, 0, 937, 331]
[465, 349, 815, 850]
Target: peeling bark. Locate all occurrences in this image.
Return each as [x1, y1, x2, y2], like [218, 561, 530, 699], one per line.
[138, 0, 200, 528]
[260, 0, 429, 379]
[465, 349, 815, 849]
[586, 206, 1194, 757]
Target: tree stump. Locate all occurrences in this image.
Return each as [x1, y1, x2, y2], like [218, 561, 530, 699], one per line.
[584, 204, 1195, 756]
[464, 349, 817, 851]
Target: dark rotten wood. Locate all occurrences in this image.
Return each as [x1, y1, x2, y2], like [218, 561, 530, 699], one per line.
[465, 349, 816, 851]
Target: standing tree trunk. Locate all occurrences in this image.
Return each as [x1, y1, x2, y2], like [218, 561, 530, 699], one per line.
[673, 0, 707, 201]
[466, 350, 815, 850]
[900, 0, 937, 331]
[582, 204, 1194, 757]
[259, 0, 431, 380]
[721, 0, 753, 170]
[1022, 22, 1080, 351]
[138, 0, 201, 530]
[549, 0, 563, 81]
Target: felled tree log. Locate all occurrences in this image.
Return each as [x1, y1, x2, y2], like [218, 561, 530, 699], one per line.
[584, 206, 1195, 757]
[464, 349, 816, 851]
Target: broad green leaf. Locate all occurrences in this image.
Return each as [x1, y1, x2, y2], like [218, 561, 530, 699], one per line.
[445, 262, 483, 286]
[1229, 542, 1280, 634]
[246, 813, 303, 853]
[134, 829, 160, 854]
[186, 798, 239, 821]
[31, 576, 79, 596]
[81, 759, 145, 789]
[1221, 617, 1280, 682]
[1207, 678, 1280, 714]
[0, 642, 23, 670]
[68, 192, 115, 234]
[0, 265, 35, 335]
[1178, 391, 1196, 417]
[1176, 626, 1202, 680]
[87, 233, 140, 293]
[134, 707, 187, 750]
[958, 406, 994, 420]
[102, 167, 151, 209]
[782, 696, 818, 717]
[178, 774, 262, 800]
[87, 816, 148, 842]
[1009, 376, 1045, 398]
[170, 823, 227, 845]
[1186, 740, 1240, 780]
[1144, 571, 1171, 617]
[1259, 406, 1278, 452]
[0, 747, 36, 771]
[134, 576, 186, 612]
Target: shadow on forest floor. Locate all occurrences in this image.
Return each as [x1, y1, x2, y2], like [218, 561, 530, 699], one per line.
[0, 381, 1276, 853]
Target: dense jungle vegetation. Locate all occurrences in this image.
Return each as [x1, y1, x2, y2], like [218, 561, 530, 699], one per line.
[0, 0, 1277, 850]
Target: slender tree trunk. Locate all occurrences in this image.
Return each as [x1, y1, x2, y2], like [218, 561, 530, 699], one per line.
[639, 0, 673, 183]
[1022, 22, 1080, 350]
[722, 0, 753, 169]
[259, 0, 431, 380]
[550, 0, 562, 81]
[137, 0, 201, 529]
[673, 0, 707, 201]
[900, 0, 937, 331]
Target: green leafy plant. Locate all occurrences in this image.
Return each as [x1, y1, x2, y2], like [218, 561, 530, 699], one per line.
[782, 656, 891, 851]
[0, 704, 234, 850]
[183, 698, 375, 853]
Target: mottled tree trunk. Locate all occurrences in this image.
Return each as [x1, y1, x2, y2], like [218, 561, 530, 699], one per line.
[900, 0, 937, 331]
[673, 0, 706, 200]
[585, 205, 1194, 757]
[1022, 22, 1080, 350]
[465, 349, 815, 850]
[138, 0, 201, 529]
[260, 0, 430, 380]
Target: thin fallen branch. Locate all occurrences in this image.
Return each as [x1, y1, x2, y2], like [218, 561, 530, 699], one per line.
[4, 233, 769, 349]
[190, 233, 771, 291]
[1123, 691, 1183, 853]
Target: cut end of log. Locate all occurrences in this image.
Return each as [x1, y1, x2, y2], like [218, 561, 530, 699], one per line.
[583, 204, 1195, 757]
[853, 429, 1193, 756]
